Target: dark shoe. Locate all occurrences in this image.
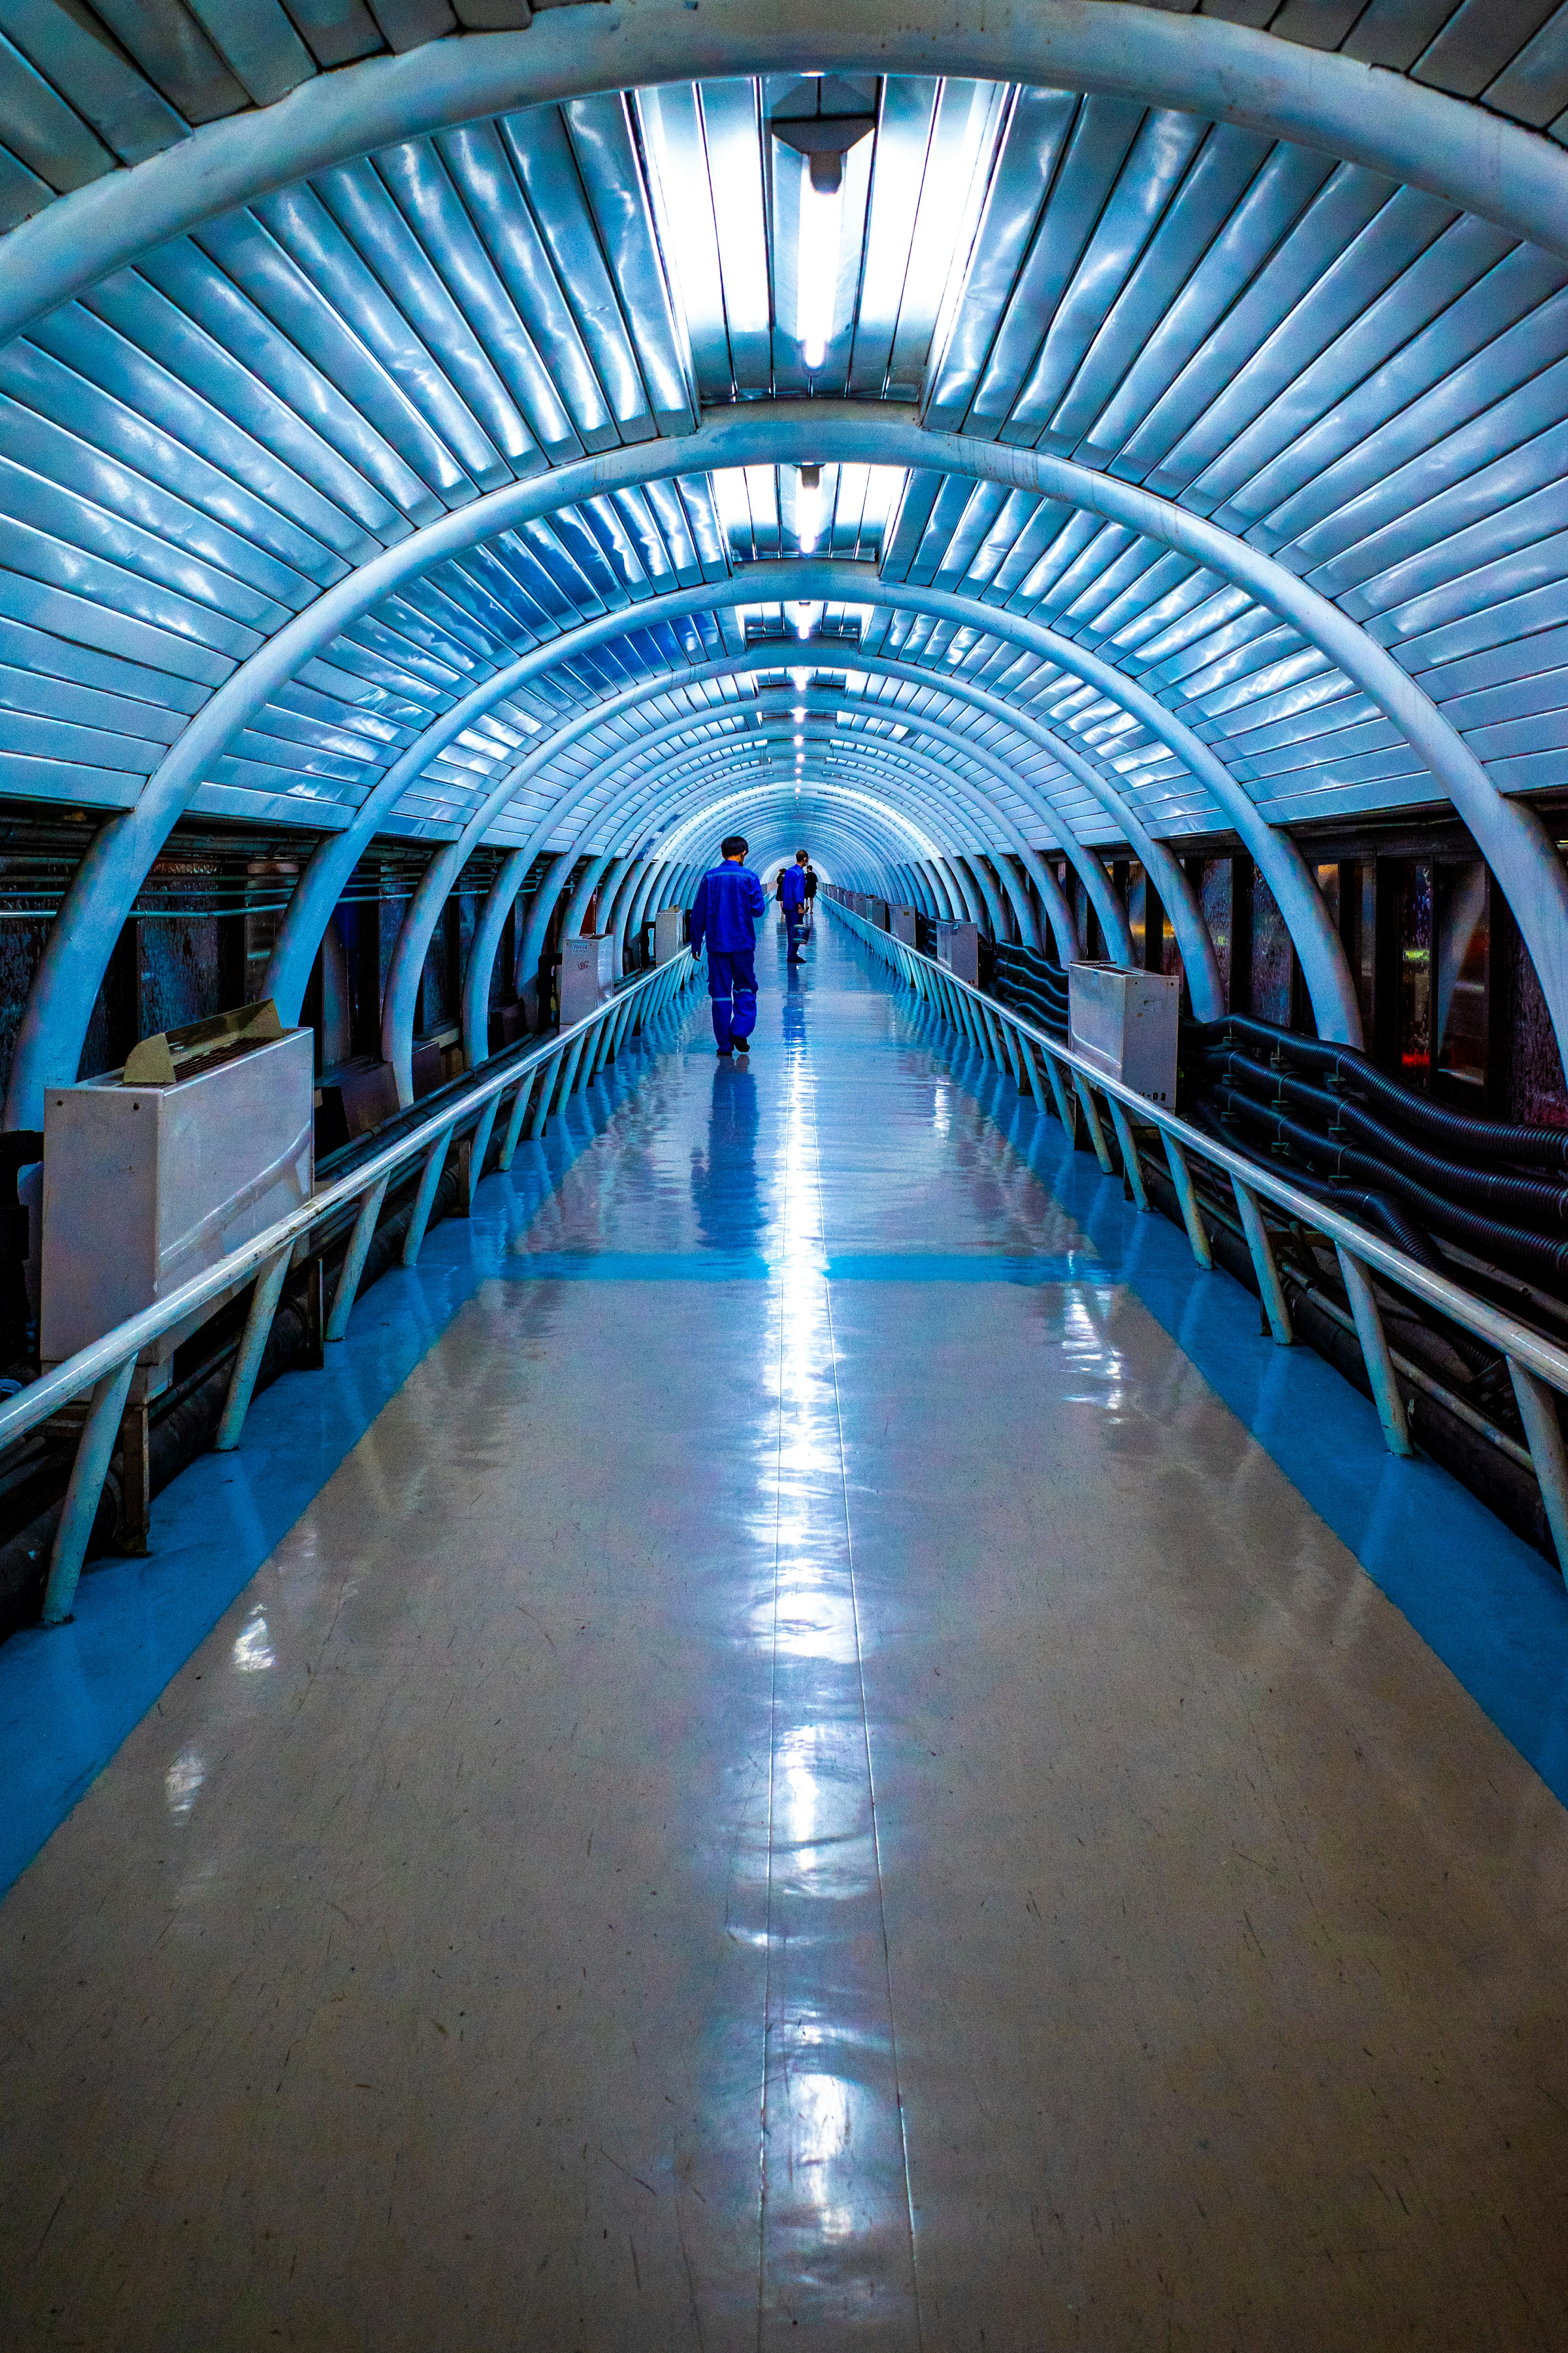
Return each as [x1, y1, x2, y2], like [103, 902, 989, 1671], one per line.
[717, 1046, 733, 1057]
[735, 1039, 751, 1055]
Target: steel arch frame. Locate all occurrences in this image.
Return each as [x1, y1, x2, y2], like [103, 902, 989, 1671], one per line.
[491, 711, 1043, 1000]
[501, 697, 1064, 950]
[266, 632, 1155, 1030]
[500, 763, 949, 1061]
[456, 706, 1044, 1082]
[420, 696, 1074, 1092]
[6, 0, 1566, 352]
[17, 379, 1564, 1113]
[600, 752, 1013, 930]
[336, 641, 1226, 1039]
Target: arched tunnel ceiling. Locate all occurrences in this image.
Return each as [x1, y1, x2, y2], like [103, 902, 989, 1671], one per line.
[2, 0, 1568, 1084]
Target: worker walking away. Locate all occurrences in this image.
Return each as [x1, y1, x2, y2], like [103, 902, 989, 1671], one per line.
[781, 850, 808, 965]
[689, 834, 766, 1057]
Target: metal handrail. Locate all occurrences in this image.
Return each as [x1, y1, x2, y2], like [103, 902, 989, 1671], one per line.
[9, 949, 700, 1626]
[825, 897, 1568, 1568]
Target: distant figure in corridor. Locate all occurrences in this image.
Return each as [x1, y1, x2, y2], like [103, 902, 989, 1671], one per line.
[690, 834, 766, 1058]
[781, 850, 809, 965]
[803, 857, 818, 936]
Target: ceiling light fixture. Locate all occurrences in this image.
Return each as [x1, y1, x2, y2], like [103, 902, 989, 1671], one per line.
[796, 462, 822, 554]
[772, 111, 874, 376]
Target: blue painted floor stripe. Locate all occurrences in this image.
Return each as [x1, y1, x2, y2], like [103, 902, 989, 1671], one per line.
[506, 1249, 1107, 1282]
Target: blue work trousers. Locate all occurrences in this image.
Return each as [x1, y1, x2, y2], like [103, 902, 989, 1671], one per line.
[707, 948, 757, 1049]
[786, 908, 805, 959]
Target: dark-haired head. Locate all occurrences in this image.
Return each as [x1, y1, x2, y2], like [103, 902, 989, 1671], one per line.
[721, 834, 748, 859]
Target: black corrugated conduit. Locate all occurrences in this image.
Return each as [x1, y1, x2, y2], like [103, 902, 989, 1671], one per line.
[1190, 1046, 1568, 1226]
[1186, 1014, 1568, 1172]
[991, 945, 1069, 1036]
[1200, 1076, 1568, 1287]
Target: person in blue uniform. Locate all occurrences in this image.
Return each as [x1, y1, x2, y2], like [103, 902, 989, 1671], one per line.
[780, 850, 808, 964]
[689, 834, 766, 1057]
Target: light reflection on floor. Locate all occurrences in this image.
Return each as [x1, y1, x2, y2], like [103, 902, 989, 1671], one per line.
[753, 971, 919, 2337]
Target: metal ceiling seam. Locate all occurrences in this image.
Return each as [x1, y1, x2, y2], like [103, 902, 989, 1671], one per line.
[4, 0, 1568, 355]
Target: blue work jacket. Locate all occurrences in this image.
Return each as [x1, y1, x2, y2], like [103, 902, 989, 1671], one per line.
[690, 860, 766, 957]
[780, 864, 806, 910]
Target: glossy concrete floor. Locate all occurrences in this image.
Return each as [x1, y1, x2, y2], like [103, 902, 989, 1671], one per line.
[4, 920, 1568, 2351]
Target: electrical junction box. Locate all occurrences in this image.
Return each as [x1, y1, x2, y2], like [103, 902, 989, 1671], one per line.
[866, 899, 890, 930]
[559, 931, 615, 1026]
[888, 905, 918, 945]
[1068, 962, 1180, 1106]
[654, 906, 686, 965]
[41, 1027, 314, 1380]
[933, 922, 980, 987]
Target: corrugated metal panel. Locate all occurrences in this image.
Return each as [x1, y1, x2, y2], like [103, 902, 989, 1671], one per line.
[0, 62, 1567, 869]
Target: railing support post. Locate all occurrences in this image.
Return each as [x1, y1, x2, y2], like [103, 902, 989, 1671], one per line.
[40, 1353, 138, 1626]
[1036, 1045, 1078, 1141]
[1508, 1356, 1568, 1575]
[214, 1245, 293, 1451]
[463, 1097, 501, 1213]
[554, 1032, 590, 1115]
[327, 1176, 389, 1340]
[402, 1124, 455, 1267]
[526, 1047, 565, 1139]
[1071, 1074, 1115, 1174]
[1336, 1244, 1412, 1456]
[1161, 1134, 1212, 1266]
[1232, 1177, 1293, 1343]
[1108, 1101, 1151, 1212]
[497, 1078, 531, 1171]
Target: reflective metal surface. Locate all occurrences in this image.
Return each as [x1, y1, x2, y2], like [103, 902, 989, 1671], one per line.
[3, 921, 1568, 2345]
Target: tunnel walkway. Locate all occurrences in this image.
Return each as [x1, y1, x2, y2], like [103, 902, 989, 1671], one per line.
[3, 918, 1568, 2348]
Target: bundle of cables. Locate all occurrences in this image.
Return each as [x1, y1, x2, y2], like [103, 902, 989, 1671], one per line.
[1184, 1013, 1568, 1290]
[991, 943, 1070, 1038]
